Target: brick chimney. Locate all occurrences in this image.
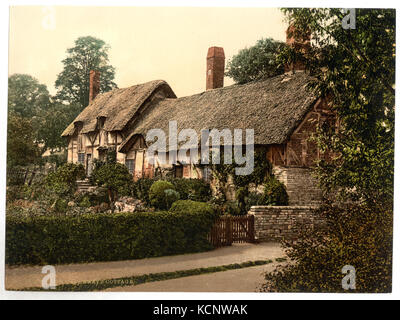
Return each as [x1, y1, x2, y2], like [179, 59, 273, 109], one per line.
[89, 70, 100, 103]
[206, 47, 225, 90]
[285, 24, 311, 72]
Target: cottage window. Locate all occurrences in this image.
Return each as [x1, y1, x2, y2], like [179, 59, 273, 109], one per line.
[78, 153, 85, 165]
[125, 159, 135, 175]
[78, 136, 84, 151]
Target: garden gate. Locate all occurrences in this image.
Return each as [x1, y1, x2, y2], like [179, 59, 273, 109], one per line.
[208, 215, 255, 247]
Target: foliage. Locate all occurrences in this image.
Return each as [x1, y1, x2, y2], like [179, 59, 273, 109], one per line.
[131, 178, 157, 205]
[280, 8, 395, 204]
[55, 36, 117, 109]
[46, 163, 85, 197]
[7, 74, 78, 152]
[169, 200, 216, 217]
[222, 201, 241, 216]
[260, 177, 289, 206]
[262, 203, 393, 293]
[263, 8, 395, 293]
[166, 178, 212, 202]
[6, 209, 218, 265]
[164, 189, 180, 209]
[225, 38, 285, 84]
[79, 196, 92, 208]
[36, 103, 82, 151]
[91, 162, 132, 207]
[8, 74, 51, 118]
[210, 148, 272, 198]
[7, 113, 41, 168]
[149, 180, 176, 210]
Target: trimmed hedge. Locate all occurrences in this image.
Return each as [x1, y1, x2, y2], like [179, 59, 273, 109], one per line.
[6, 206, 218, 266]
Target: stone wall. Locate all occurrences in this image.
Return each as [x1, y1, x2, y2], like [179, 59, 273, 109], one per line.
[273, 166, 322, 206]
[248, 205, 324, 242]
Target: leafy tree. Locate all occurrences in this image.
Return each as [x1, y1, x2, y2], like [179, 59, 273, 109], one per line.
[263, 8, 394, 293]
[7, 113, 40, 168]
[8, 74, 51, 118]
[225, 38, 285, 84]
[36, 102, 82, 151]
[55, 36, 117, 109]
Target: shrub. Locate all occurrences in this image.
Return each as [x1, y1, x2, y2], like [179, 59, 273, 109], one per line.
[54, 198, 68, 213]
[223, 201, 241, 216]
[46, 163, 85, 197]
[131, 178, 157, 204]
[149, 180, 176, 210]
[167, 178, 212, 202]
[6, 208, 218, 265]
[164, 189, 180, 209]
[261, 203, 393, 293]
[260, 177, 288, 206]
[91, 162, 133, 206]
[79, 196, 91, 208]
[132, 178, 212, 205]
[169, 200, 216, 216]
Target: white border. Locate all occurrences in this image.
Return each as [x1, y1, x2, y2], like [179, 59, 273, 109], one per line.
[1, 0, 399, 300]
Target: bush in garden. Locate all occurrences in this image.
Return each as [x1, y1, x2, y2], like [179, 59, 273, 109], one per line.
[260, 176, 288, 206]
[223, 201, 241, 216]
[54, 198, 68, 213]
[167, 178, 212, 202]
[45, 163, 85, 197]
[169, 200, 216, 216]
[131, 178, 157, 204]
[261, 203, 393, 293]
[91, 162, 133, 207]
[6, 207, 218, 265]
[79, 196, 91, 208]
[164, 189, 180, 209]
[149, 180, 176, 210]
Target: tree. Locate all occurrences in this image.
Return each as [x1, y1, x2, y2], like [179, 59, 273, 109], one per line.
[7, 113, 40, 168]
[36, 102, 82, 151]
[225, 38, 285, 84]
[263, 8, 394, 293]
[8, 74, 51, 118]
[55, 36, 117, 109]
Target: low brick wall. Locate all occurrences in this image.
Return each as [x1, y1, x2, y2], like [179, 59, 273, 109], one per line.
[248, 205, 323, 242]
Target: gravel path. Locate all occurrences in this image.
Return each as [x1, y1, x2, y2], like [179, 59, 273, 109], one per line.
[105, 263, 279, 292]
[5, 242, 284, 290]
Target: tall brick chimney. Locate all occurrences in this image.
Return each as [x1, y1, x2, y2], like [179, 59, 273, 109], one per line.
[206, 47, 225, 90]
[285, 24, 311, 73]
[89, 70, 100, 103]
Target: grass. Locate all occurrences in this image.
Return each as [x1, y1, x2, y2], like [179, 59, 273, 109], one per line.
[11, 259, 279, 292]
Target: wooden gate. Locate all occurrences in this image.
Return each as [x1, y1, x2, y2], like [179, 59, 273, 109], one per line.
[208, 215, 255, 247]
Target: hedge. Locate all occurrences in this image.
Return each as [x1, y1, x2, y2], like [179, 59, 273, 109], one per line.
[6, 206, 218, 266]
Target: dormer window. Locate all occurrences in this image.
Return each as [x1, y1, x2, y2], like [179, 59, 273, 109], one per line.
[97, 116, 106, 130]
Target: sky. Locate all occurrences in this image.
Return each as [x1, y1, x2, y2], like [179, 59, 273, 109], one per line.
[9, 6, 287, 97]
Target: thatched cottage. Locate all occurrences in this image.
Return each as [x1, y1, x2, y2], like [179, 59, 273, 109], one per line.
[62, 28, 333, 205]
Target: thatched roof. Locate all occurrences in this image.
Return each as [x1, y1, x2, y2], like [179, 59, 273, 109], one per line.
[119, 72, 316, 152]
[61, 80, 176, 136]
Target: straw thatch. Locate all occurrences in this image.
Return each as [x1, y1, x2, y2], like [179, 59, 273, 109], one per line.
[61, 80, 176, 136]
[119, 72, 316, 152]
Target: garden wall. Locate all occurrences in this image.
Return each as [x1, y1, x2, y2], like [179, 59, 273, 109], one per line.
[248, 205, 324, 242]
